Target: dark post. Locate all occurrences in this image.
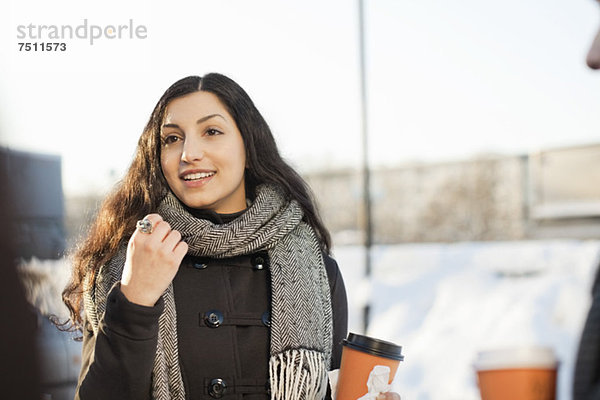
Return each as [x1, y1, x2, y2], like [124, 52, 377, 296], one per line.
[358, 0, 373, 333]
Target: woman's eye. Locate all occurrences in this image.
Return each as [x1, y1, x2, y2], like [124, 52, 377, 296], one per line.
[162, 135, 181, 145]
[206, 128, 222, 136]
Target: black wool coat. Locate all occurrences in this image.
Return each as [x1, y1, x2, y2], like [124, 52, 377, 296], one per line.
[75, 213, 348, 400]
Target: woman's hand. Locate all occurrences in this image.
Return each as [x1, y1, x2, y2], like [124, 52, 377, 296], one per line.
[377, 392, 401, 400]
[120, 213, 188, 306]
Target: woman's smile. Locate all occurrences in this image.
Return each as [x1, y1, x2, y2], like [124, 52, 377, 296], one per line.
[180, 169, 216, 187]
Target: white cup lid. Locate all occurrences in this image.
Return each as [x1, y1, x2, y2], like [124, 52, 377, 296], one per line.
[473, 346, 558, 371]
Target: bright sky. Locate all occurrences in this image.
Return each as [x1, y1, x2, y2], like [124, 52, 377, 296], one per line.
[1, 0, 599, 195]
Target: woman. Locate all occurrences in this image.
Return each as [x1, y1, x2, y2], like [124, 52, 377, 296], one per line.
[62, 73, 348, 400]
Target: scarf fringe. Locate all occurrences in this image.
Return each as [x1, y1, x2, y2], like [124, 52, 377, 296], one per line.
[269, 349, 329, 400]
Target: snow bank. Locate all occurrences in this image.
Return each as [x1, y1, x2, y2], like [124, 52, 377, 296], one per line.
[335, 240, 600, 400]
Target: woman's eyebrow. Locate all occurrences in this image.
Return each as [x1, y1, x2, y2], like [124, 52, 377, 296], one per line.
[162, 114, 226, 129]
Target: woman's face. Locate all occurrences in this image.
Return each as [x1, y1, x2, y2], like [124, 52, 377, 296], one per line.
[160, 91, 247, 214]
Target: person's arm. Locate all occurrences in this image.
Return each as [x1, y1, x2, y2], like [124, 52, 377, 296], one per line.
[573, 264, 600, 400]
[75, 283, 163, 400]
[323, 255, 348, 400]
[324, 255, 348, 369]
[323, 256, 402, 400]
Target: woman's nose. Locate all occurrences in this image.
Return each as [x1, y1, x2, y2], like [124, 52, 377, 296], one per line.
[180, 137, 204, 163]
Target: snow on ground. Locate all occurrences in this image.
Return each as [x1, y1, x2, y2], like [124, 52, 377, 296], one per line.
[334, 240, 600, 400]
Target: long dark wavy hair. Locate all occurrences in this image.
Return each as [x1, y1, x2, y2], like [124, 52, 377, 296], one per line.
[62, 73, 331, 331]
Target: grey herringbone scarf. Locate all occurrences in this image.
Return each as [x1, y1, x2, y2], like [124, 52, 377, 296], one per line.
[84, 184, 333, 400]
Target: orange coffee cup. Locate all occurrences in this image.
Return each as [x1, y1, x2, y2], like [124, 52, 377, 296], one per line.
[473, 346, 559, 400]
[336, 333, 404, 400]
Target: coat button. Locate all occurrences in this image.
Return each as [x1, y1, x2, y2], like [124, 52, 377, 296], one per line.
[204, 310, 224, 328]
[251, 253, 268, 270]
[193, 261, 208, 269]
[209, 378, 227, 398]
[262, 311, 271, 327]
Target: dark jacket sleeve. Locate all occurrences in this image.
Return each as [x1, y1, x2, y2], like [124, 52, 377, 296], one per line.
[573, 263, 600, 400]
[75, 283, 164, 400]
[324, 254, 348, 370]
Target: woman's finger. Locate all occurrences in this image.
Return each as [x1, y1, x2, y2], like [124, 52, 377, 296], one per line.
[162, 229, 183, 252]
[150, 220, 171, 242]
[139, 213, 163, 229]
[377, 392, 401, 400]
[133, 215, 169, 240]
[173, 240, 188, 260]
[134, 213, 163, 234]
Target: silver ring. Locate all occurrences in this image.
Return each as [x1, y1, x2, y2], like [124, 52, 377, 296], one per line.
[136, 218, 153, 234]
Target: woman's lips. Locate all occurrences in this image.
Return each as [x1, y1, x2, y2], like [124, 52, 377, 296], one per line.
[180, 171, 216, 187]
[182, 171, 215, 181]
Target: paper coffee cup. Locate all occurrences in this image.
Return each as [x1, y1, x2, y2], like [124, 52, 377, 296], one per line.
[473, 346, 559, 400]
[335, 333, 404, 400]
